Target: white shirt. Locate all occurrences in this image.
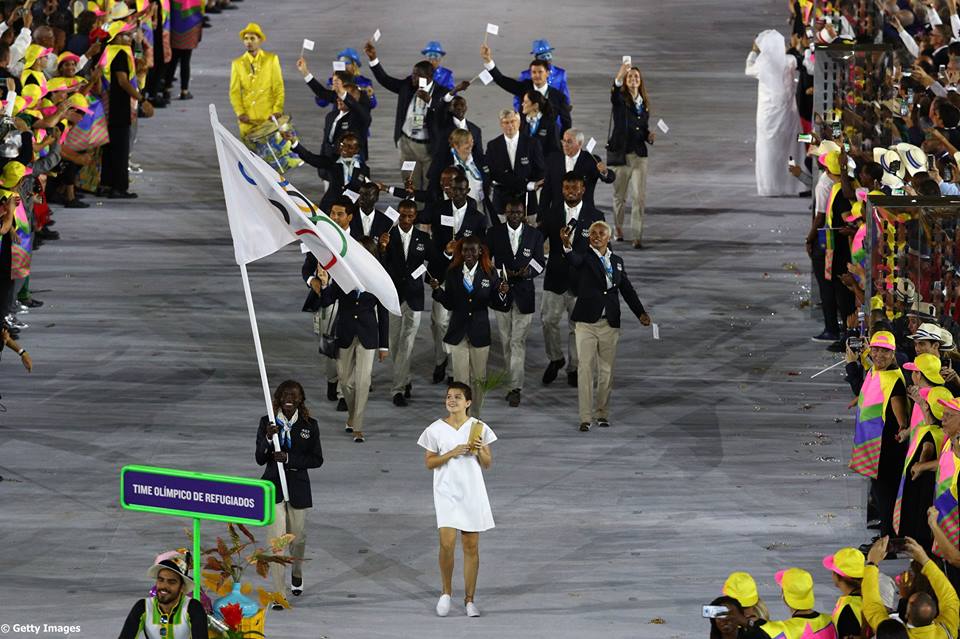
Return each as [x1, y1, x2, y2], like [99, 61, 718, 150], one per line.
[462, 262, 478, 288]
[402, 80, 433, 140]
[592, 246, 614, 289]
[507, 223, 523, 255]
[564, 201, 583, 225]
[533, 82, 548, 97]
[565, 150, 581, 173]
[452, 201, 467, 233]
[814, 172, 833, 216]
[329, 109, 348, 142]
[504, 133, 519, 168]
[359, 209, 376, 236]
[453, 116, 468, 131]
[398, 225, 413, 259]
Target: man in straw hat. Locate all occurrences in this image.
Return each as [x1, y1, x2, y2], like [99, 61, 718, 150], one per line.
[724, 567, 836, 637]
[118, 550, 207, 638]
[229, 22, 284, 139]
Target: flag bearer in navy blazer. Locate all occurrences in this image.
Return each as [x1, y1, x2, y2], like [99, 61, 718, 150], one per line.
[488, 197, 544, 407]
[540, 172, 604, 388]
[429, 236, 511, 418]
[288, 132, 370, 212]
[562, 220, 651, 432]
[378, 199, 438, 407]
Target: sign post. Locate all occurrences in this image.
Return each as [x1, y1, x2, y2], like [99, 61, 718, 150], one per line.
[120, 465, 275, 600]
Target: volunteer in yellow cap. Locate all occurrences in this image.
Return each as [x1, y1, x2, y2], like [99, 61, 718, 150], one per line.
[822, 548, 864, 636]
[724, 568, 836, 638]
[864, 535, 959, 638]
[229, 23, 284, 139]
[722, 571, 769, 621]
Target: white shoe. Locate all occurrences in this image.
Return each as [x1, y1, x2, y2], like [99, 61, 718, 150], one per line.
[435, 593, 451, 617]
[465, 602, 480, 617]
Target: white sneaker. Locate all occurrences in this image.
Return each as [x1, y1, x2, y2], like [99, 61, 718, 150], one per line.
[435, 594, 451, 617]
[465, 602, 480, 617]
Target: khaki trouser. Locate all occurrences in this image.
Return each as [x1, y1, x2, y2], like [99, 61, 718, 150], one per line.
[398, 135, 433, 192]
[449, 340, 489, 418]
[431, 301, 451, 366]
[612, 153, 648, 242]
[337, 337, 375, 430]
[541, 290, 578, 371]
[574, 319, 620, 424]
[494, 307, 534, 391]
[266, 501, 307, 593]
[390, 302, 422, 395]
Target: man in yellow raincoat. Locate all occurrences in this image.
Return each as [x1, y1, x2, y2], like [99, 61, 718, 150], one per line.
[229, 23, 284, 139]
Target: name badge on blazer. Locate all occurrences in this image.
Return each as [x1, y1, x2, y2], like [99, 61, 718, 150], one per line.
[581, 228, 590, 238]
[616, 263, 623, 271]
[415, 242, 425, 252]
[463, 229, 474, 237]
[340, 121, 350, 130]
[520, 156, 530, 165]
[480, 278, 491, 288]
[299, 428, 311, 439]
[522, 247, 532, 257]
[538, 129, 546, 137]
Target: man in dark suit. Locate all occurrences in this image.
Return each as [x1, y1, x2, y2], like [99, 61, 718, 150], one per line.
[563, 220, 651, 431]
[480, 41, 572, 134]
[484, 109, 545, 222]
[288, 132, 369, 212]
[364, 40, 446, 192]
[255, 380, 323, 596]
[437, 91, 484, 170]
[541, 172, 604, 388]
[350, 182, 394, 241]
[296, 58, 372, 160]
[539, 128, 616, 218]
[378, 199, 437, 406]
[421, 174, 488, 384]
[488, 197, 544, 406]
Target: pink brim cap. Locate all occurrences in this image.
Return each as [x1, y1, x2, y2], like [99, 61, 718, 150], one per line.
[870, 341, 896, 351]
[775, 569, 786, 586]
[904, 362, 920, 372]
[940, 397, 960, 413]
[822, 554, 847, 577]
[920, 387, 932, 400]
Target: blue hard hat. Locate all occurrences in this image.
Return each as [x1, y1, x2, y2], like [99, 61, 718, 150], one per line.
[530, 39, 554, 55]
[336, 48, 361, 66]
[421, 40, 446, 56]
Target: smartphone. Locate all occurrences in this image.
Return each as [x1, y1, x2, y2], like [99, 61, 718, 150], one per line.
[929, 154, 936, 170]
[844, 142, 851, 152]
[702, 605, 729, 619]
[903, 70, 913, 77]
[847, 336, 864, 352]
[788, 155, 797, 167]
[888, 537, 908, 553]
[832, 121, 842, 138]
[908, 88, 915, 106]
[946, 164, 954, 182]
[798, 133, 813, 143]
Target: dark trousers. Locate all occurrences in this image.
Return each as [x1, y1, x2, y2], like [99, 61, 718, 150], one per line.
[102, 125, 130, 193]
[811, 246, 839, 335]
[871, 472, 899, 538]
[165, 48, 193, 92]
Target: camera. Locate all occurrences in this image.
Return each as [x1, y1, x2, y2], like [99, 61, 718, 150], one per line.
[847, 336, 864, 353]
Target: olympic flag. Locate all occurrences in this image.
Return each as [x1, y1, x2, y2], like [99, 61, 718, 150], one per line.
[209, 105, 400, 315]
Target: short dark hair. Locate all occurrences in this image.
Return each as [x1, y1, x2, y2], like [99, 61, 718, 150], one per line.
[414, 60, 434, 78]
[915, 178, 941, 196]
[909, 591, 938, 626]
[529, 59, 551, 73]
[331, 195, 357, 217]
[561, 170, 585, 185]
[338, 132, 360, 146]
[398, 199, 417, 211]
[333, 70, 353, 84]
[451, 173, 469, 187]
[503, 196, 526, 210]
[863, 161, 884, 182]
[447, 381, 472, 403]
[875, 619, 908, 639]
[939, 102, 960, 128]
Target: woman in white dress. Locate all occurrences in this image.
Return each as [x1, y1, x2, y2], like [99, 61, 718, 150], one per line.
[417, 381, 497, 618]
[745, 29, 804, 196]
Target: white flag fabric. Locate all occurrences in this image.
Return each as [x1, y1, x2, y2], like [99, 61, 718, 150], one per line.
[209, 105, 401, 315]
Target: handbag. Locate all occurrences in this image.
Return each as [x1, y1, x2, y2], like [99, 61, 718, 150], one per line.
[604, 101, 627, 166]
[318, 300, 339, 359]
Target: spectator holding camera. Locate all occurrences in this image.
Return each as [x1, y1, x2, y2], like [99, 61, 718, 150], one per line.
[723, 567, 836, 638]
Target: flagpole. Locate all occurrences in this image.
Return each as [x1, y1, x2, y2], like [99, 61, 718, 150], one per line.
[239, 263, 289, 502]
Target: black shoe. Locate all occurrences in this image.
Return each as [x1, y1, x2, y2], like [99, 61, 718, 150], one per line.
[811, 330, 839, 343]
[798, 190, 812, 198]
[567, 370, 578, 387]
[392, 393, 407, 407]
[327, 381, 338, 401]
[432, 359, 447, 384]
[37, 228, 60, 240]
[579, 422, 590, 432]
[271, 603, 284, 611]
[206, 5, 221, 12]
[150, 98, 169, 108]
[542, 357, 565, 384]
[20, 297, 42, 308]
[222, 2, 239, 8]
[107, 190, 138, 199]
[404, 383, 412, 398]
[446, 376, 453, 385]
[179, 90, 193, 100]
[337, 398, 347, 412]
[507, 389, 521, 407]
[597, 418, 610, 428]
[866, 519, 881, 531]
[65, 199, 89, 208]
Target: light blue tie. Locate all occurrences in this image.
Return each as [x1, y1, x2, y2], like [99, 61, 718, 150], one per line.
[463, 276, 474, 293]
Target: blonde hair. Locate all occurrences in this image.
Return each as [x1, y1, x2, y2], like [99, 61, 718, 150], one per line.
[498, 108, 519, 121]
[589, 221, 612, 236]
[448, 128, 473, 147]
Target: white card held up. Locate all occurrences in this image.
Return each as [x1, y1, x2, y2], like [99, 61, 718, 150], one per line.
[440, 215, 455, 227]
[343, 189, 360, 202]
[656, 119, 669, 134]
[384, 206, 400, 223]
[418, 76, 428, 88]
[478, 69, 494, 85]
[486, 23, 499, 35]
[411, 264, 428, 279]
[652, 323, 660, 340]
[333, 61, 346, 71]
[622, 55, 632, 65]
[300, 242, 310, 254]
[373, 28, 381, 42]
[528, 258, 543, 274]
[302, 38, 315, 51]
[401, 160, 417, 172]
[585, 137, 597, 154]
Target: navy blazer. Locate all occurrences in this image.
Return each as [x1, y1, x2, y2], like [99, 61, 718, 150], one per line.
[306, 77, 372, 159]
[488, 64, 572, 134]
[487, 223, 544, 314]
[541, 202, 603, 295]
[255, 415, 323, 509]
[349, 208, 394, 242]
[426, 146, 490, 207]
[318, 282, 390, 351]
[293, 140, 370, 212]
[538, 151, 616, 219]
[484, 133, 545, 220]
[567, 249, 647, 328]
[432, 266, 511, 347]
[420, 199, 488, 274]
[380, 226, 435, 311]
[519, 114, 562, 157]
[370, 61, 446, 146]
[437, 117, 485, 169]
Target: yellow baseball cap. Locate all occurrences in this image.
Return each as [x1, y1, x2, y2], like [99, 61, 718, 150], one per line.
[869, 331, 897, 351]
[922, 387, 954, 420]
[23, 44, 52, 70]
[0, 161, 31, 189]
[939, 395, 960, 415]
[822, 547, 865, 579]
[870, 295, 885, 312]
[905, 353, 946, 385]
[776, 568, 815, 610]
[819, 151, 841, 175]
[239, 22, 266, 42]
[722, 571, 759, 607]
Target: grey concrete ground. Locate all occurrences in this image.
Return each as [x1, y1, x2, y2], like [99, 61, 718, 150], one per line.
[0, 1, 884, 638]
